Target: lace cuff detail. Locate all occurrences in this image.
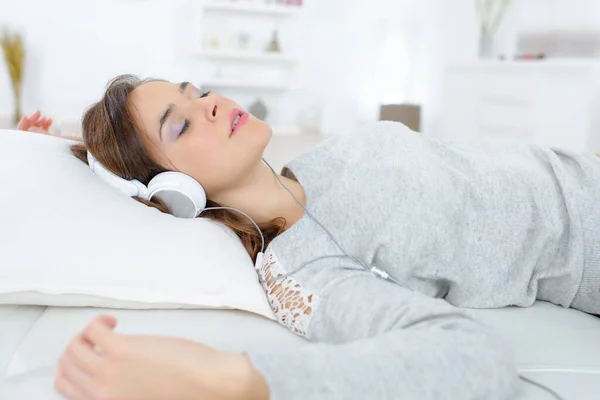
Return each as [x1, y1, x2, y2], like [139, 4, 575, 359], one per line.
[256, 246, 320, 338]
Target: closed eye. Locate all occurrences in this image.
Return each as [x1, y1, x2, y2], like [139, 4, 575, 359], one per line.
[178, 89, 210, 137]
[179, 119, 190, 137]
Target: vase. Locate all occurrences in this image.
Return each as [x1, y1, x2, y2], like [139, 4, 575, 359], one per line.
[12, 90, 22, 126]
[479, 33, 494, 59]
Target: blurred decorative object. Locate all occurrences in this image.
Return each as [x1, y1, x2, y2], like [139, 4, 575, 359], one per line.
[266, 30, 281, 52]
[237, 32, 251, 50]
[379, 104, 421, 133]
[209, 37, 220, 49]
[249, 99, 268, 120]
[513, 53, 546, 61]
[475, 0, 512, 59]
[479, 33, 494, 59]
[517, 30, 600, 59]
[0, 30, 25, 125]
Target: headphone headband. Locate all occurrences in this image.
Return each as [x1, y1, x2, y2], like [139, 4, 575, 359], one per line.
[87, 151, 149, 199]
[86, 150, 207, 218]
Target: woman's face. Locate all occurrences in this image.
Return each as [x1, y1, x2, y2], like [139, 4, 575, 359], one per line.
[129, 80, 272, 196]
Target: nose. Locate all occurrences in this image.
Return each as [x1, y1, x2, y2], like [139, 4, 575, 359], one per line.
[202, 99, 218, 123]
[189, 95, 219, 123]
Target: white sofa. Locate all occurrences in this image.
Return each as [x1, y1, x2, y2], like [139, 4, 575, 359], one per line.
[1, 302, 599, 400]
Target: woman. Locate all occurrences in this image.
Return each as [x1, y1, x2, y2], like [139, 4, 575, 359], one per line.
[18, 74, 600, 400]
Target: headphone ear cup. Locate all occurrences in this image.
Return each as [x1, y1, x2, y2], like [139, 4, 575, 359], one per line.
[147, 172, 207, 218]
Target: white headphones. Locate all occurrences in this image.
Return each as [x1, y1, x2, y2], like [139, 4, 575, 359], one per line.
[87, 151, 207, 218]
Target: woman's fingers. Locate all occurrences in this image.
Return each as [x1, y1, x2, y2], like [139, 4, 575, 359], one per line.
[16, 116, 28, 131]
[34, 116, 53, 131]
[83, 315, 119, 354]
[65, 334, 106, 375]
[16, 111, 53, 134]
[29, 110, 41, 123]
[55, 323, 113, 399]
[43, 118, 53, 130]
[59, 355, 93, 391]
[54, 366, 87, 400]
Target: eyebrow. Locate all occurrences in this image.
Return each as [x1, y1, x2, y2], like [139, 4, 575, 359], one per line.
[180, 81, 190, 93]
[158, 82, 191, 141]
[158, 105, 173, 142]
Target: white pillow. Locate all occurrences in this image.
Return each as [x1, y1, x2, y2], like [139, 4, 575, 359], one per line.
[0, 129, 276, 321]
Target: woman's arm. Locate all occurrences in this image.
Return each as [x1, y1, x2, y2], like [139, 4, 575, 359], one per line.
[55, 270, 518, 400]
[54, 314, 269, 400]
[245, 270, 519, 400]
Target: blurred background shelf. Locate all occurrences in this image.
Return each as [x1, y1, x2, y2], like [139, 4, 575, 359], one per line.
[202, 2, 301, 17]
[198, 49, 298, 64]
[196, 1, 303, 137]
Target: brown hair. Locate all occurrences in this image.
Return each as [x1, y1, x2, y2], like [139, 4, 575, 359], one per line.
[71, 74, 285, 261]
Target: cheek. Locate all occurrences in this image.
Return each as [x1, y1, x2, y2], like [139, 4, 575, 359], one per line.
[178, 135, 229, 182]
[193, 134, 220, 157]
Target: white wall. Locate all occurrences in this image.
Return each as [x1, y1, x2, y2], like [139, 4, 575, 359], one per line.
[1, 0, 599, 136]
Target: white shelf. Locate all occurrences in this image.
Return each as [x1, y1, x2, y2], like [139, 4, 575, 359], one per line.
[199, 49, 298, 64]
[203, 2, 301, 17]
[200, 79, 290, 91]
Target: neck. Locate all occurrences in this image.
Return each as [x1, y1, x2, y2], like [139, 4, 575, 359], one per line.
[210, 161, 306, 231]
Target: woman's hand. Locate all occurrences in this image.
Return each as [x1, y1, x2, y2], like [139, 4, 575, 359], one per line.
[54, 315, 270, 400]
[16, 110, 53, 134]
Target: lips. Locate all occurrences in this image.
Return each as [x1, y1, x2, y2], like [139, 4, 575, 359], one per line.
[229, 109, 249, 137]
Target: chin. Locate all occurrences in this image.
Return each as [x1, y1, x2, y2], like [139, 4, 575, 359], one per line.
[251, 117, 273, 145]
[233, 117, 271, 165]
[255, 117, 272, 134]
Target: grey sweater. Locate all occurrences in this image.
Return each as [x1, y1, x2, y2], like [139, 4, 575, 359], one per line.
[245, 121, 600, 400]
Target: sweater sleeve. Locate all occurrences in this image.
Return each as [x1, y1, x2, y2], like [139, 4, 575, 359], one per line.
[244, 270, 519, 400]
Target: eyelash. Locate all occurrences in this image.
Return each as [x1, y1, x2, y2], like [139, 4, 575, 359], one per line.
[179, 119, 190, 136]
[179, 91, 211, 137]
